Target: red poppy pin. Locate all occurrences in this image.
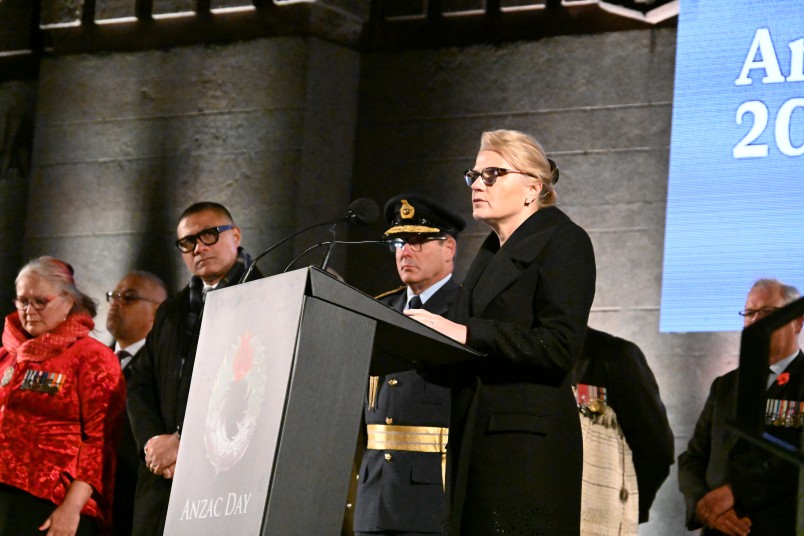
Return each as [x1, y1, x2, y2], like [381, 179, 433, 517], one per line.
[776, 372, 790, 386]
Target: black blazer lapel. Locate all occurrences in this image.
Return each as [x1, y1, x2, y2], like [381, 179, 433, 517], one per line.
[423, 277, 459, 316]
[470, 207, 569, 318]
[389, 291, 407, 313]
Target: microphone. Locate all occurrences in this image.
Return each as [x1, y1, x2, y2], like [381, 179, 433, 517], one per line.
[320, 198, 379, 272]
[285, 240, 392, 273]
[345, 197, 380, 226]
[238, 198, 380, 283]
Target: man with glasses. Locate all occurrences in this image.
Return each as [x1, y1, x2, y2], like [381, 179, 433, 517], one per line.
[353, 193, 465, 536]
[106, 271, 167, 536]
[678, 278, 804, 536]
[126, 202, 261, 536]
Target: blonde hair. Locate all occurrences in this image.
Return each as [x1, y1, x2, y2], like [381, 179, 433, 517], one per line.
[479, 130, 558, 207]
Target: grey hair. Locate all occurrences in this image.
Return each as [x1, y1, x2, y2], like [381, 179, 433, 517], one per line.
[16, 256, 98, 317]
[751, 278, 801, 305]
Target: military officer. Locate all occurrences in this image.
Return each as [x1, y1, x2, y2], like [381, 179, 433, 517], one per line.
[353, 193, 466, 536]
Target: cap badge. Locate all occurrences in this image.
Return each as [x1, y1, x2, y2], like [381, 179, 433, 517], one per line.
[400, 199, 415, 219]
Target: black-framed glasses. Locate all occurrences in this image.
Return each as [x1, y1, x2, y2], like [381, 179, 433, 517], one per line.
[388, 236, 447, 253]
[738, 307, 779, 320]
[106, 291, 158, 305]
[175, 225, 234, 253]
[13, 295, 58, 311]
[464, 167, 538, 187]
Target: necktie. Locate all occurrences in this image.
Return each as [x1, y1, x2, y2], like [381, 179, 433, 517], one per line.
[407, 295, 423, 310]
[117, 350, 133, 377]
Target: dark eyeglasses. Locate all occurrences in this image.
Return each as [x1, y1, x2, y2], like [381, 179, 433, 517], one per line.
[106, 291, 158, 305]
[464, 167, 538, 187]
[738, 307, 779, 319]
[13, 295, 58, 311]
[175, 225, 234, 253]
[388, 236, 447, 253]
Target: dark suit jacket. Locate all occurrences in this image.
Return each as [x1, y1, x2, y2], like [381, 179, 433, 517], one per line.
[678, 350, 804, 535]
[112, 344, 144, 536]
[126, 251, 259, 536]
[446, 206, 596, 535]
[576, 328, 674, 523]
[354, 278, 456, 534]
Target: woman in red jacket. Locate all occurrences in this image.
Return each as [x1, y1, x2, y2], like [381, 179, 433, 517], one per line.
[0, 256, 126, 536]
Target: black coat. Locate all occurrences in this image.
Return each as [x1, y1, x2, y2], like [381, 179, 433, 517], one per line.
[126, 251, 259, 536]
[576, 328, 674, 523]
[446, 206, 596, 535]
[678, 350, 804, 535]
[354, 278, 457, 534]
[112, 345, 144, 536]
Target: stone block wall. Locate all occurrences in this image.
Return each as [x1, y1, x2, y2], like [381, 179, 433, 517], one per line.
[0, 80, 35, 315]
[25, 37, 360, 342]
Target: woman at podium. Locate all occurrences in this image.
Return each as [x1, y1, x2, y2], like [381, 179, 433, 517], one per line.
[405, 129, 596, 535]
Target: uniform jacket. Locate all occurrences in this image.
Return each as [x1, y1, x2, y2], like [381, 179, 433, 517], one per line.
[576, 328, 674, 523]
[126, 248, 259, 536]
[0, 313, 126, 528]
[446, 206, 596, 535]
[353, 278, 456, 534]
[678, 350, 804, 535]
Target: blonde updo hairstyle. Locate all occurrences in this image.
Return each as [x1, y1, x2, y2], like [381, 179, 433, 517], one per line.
[16, 256, 98, 318]
[479, 129, 558, 208]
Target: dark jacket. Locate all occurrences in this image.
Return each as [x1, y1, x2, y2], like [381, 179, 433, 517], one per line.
[113, 344, 145, 536]
[354, 278, 457, 534]
[576, 328, 674, 522]
[678, 350, 804, 535]
[126, 249, 259, 536]
[446, 206, 596, 535]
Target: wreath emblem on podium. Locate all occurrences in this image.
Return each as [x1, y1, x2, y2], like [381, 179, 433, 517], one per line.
[204, 332, 267, 475]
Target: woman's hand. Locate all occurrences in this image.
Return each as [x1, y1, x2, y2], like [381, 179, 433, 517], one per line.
[404, 309, 468, 344]
[39, 480, 92, 536]
[144, 432, 180, 479]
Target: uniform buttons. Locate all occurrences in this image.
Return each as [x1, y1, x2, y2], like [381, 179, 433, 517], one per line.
[385, 417, 393, 424]
[384, 453, 393, 461]
[388, 378, 398, 386]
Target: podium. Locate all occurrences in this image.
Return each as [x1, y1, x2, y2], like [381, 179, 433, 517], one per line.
[163, 267, 479, 535]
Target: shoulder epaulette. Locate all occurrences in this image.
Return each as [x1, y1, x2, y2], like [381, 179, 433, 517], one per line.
[374, 286, 406, 300]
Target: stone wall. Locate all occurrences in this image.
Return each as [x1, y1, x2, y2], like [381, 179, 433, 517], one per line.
[25, 37, 360, 341]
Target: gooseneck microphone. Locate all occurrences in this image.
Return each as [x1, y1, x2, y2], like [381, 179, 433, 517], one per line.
[284, 240, 391, 273]
[320, 198, 379, 272]
[238, 198, 380, 283]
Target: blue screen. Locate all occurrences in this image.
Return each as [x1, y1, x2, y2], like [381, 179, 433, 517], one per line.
[660, 0, 804, 332]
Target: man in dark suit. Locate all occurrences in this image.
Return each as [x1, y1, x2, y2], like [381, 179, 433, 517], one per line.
[678, 278, 804, 536]
[353, 193, 465, 536]
[126, 202, 261, 536]
[574, 328, 674, 532]
[105, 271, 167, 536]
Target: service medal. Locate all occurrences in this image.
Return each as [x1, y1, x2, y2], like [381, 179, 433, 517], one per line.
[1, 366, 13, 387]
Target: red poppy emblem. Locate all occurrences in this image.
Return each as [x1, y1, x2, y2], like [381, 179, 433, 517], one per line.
[776, 372, 790, 386]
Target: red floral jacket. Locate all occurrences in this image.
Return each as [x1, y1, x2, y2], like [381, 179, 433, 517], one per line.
[0, 312, 126, 526]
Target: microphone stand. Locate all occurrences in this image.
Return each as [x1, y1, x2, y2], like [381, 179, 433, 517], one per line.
[237, 219, 339, 284]
[319, 223, 338, 272]
[284, 240, 391, 273]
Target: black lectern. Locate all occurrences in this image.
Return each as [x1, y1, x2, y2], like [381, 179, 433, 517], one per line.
[164, 267, 478, 535]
